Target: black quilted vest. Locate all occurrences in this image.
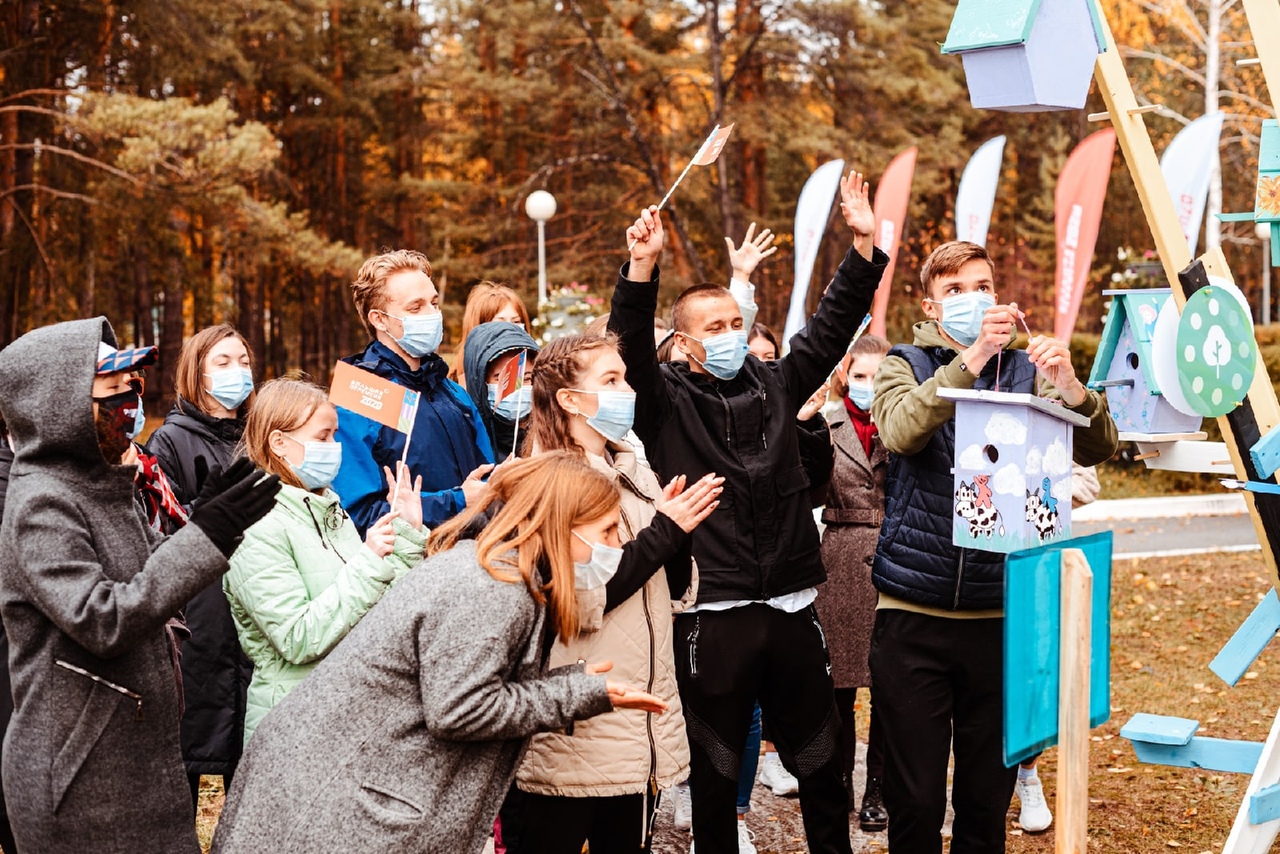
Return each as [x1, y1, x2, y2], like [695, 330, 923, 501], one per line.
[872, 344, 1038, 611]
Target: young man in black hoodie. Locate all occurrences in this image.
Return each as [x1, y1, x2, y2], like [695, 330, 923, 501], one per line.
[608, 171, 885, 854]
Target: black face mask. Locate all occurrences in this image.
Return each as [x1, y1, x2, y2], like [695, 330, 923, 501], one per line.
[94, 389, 140, 464]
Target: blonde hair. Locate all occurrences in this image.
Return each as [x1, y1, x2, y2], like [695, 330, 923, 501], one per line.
[527, 333, 620, 456]
[427, 452, 619, 641]
[240, 378, 332, 490]
[351, 249, 433, 337]
[448, 282, 532, 382]
[176, 324, 256, 416]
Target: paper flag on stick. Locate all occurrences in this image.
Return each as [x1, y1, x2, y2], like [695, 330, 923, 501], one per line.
[493, 350, 528, 404]
[628, 123, 737, 252]
[330, 361, 419, 435]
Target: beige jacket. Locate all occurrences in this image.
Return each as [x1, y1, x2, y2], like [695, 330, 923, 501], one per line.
[517, 444, 692, 798]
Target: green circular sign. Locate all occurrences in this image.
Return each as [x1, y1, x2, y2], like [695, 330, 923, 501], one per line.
[1175, 285, 1256, 417]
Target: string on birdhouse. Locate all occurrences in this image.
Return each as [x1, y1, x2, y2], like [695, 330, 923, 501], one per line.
[994, 309, 1039, 397]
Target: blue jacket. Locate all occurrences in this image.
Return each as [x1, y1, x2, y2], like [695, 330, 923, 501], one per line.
[333, 341, 494, 534]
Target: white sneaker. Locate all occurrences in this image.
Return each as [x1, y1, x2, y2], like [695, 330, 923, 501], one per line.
[673, 782, 693, 831]
[1015, 775, 1053, 832]
[688, 821, 757, 854]
[758, 753, 799, 797]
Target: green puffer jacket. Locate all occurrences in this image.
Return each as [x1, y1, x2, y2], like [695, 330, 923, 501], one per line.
[225, 483, 426, 745]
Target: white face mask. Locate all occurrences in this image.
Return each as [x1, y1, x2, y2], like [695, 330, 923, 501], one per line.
[571, 530, 624, 590]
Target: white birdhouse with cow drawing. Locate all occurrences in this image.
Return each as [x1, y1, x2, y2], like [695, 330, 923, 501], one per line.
[940, 389, 1090, 553]
[941, 0, 1106, 112]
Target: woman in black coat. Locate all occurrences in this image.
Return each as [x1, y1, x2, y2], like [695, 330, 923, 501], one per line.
[146, 324, 257, 805]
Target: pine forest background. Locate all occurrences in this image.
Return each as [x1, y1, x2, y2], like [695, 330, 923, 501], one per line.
[1, 0, 1275, 411]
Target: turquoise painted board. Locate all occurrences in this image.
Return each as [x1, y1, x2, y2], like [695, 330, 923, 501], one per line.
[1250, 426, 1280, 480]
[1249, 783, 1280, 825]
[1130, 736, 1264, 775]
[1120, 712, 1198, 746]
[942, 0, 1043, 53]
[1209, 589, 1280, 686]
[1002, 531, 1113, 767]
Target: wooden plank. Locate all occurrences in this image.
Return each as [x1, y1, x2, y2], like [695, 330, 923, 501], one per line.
[1223, 707, 1280, 853]
[1120, 713, 1199, 746]
[1248, 783, 1280, 826]
[1241, 0, 1280, 117]
[1252, 426, 1280, 481]
[1129, 736, 1264, 775]
[1056, 549, 1092, 854]
[1132, 439, 1235, 475]
[1210, 590, 1280, 686]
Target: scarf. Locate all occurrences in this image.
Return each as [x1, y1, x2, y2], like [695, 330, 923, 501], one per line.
[844, 396, 878, 459]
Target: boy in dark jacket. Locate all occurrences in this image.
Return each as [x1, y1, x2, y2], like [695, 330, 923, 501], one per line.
[334, 249, 496, 534]
[461, 320, 540, 457]
[608, 170, 885, 854]
[0, 318, 279, 854]
[869, 241, 1118, 853]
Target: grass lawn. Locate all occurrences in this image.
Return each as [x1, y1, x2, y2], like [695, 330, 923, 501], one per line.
[195, 550, 1280, 852]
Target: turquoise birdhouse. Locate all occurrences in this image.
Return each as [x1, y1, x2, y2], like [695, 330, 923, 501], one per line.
[941, 0, 1106, 112]
[1087, 289, 1203, 435]
[1256, 119, 1280, 262]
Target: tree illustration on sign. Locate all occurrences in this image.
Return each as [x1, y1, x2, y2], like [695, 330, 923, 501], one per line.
[1203, 324, 1231, 380]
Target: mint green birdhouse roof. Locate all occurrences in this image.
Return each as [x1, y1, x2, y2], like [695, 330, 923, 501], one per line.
[942, 0, 1106, 54]
[1088, 289, 1167, 393]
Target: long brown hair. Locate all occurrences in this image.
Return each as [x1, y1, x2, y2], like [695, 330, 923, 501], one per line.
[448, 282, 532, 382]
[176, 324, 256, 416]
[527, 333, 620, 456]
[427, 452, 619, 640]
[239, 378, 332, 490]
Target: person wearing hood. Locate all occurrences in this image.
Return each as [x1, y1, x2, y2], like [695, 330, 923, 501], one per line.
[333, 249, 495, 536]
[869, 241, 1117, 853]
[463, 321, 540, 456]
[0, 318, 280, 854]
[146, 324, 258, 807]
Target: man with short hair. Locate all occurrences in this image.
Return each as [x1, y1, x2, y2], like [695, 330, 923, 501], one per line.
[334, 249, 495, 533]
[0, 318, 279, 853]
[869, 240, 1117, 853]
[609, 171, 886, 854]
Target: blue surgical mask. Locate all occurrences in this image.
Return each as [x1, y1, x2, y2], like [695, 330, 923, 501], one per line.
[205, 367, 254, 410]
[929, 292, 995, 347]
[685, 330, 749, 380]
[847, 383, 874, 412]
[127, 400, 147, 440]
[569, 389, 636, 442]
[572, 531, 625, 590]
[385, 311, 443, 358]
[284, 436, 343, 491]
[488, 384, 533, 422]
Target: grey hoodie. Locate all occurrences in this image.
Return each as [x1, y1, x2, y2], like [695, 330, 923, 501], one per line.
[462, 321, 540, 455]
[0, 317, 227, 854]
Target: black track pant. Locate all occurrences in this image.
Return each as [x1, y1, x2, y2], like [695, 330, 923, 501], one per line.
[515, 792, 657, 854]
[674, 603, 851, 854]
[868, 609, 1018, 854]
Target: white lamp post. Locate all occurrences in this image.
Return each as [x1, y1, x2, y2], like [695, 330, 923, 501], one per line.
[525, 190, 557, 307]
[1259, 221, 1272, 326]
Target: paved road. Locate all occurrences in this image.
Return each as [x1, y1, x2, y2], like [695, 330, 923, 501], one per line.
[1074, 512, 1259, 558]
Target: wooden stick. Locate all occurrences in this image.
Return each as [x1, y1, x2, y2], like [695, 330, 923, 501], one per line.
[1056, 549, 1093, 854]
[1086, 104, 1163, 122]
[1133, 450, 1162, 461]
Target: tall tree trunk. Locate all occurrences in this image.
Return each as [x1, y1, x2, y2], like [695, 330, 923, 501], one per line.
[160, 234, 186, 410]
[705, 1, 736, 241]
[1205, 0, 1222, 251]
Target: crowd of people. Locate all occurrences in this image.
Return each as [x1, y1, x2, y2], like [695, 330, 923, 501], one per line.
[0, 167, 1118, 854]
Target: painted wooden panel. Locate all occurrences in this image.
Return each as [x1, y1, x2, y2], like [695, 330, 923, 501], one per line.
[1210, 589, 1280, 686]
[1248, 783, 1280, 825]
[1003, 532, 1113, 766]
[1223, 707, 1280, 853]
[1130, 736, 1264, 774]
[1250, 426, 1280, 480]
[1120, 713, 1198, 746]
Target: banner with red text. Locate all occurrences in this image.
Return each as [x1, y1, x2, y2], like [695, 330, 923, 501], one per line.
[1054, 129, 1116, 341]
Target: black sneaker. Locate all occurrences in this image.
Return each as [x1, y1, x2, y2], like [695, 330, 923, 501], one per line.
[859, 776, 888, 832]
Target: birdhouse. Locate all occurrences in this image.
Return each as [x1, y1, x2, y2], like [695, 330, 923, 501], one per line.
[940, 389, 1090, 554]
[941, 0, 1106, 112]
[1086, 289, 1202, 434]
[1256, 119, 1280, 259]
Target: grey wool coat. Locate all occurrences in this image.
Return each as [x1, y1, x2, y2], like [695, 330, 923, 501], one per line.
[211, 539, 613, 853]
[0, 318, 230, 854]
[817, 412, 887, 689]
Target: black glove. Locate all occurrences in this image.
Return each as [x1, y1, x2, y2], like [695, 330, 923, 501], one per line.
[188, 457, 283, 558]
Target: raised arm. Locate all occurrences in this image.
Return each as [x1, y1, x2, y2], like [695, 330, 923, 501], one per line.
[780, 170, 887, 408]
[606, 206, 676, 446]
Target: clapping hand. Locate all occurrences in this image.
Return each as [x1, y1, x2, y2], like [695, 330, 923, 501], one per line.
[585, 661, 668, 714]
[655, 473, 724, 534]
[799, 381, 831, 422]
[725, 222, 778, 281]
[383, 461, 424, 530]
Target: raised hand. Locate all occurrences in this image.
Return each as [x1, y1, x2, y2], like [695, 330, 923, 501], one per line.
[383, 461, 424, 530]
[655, 473, 724, 534]
[725, 222, 778, 281]
[798, 381, 831, 422]
[364, 510, 399, 558]
[626, 206, 665, 282]
[839, 170, 876, 260]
